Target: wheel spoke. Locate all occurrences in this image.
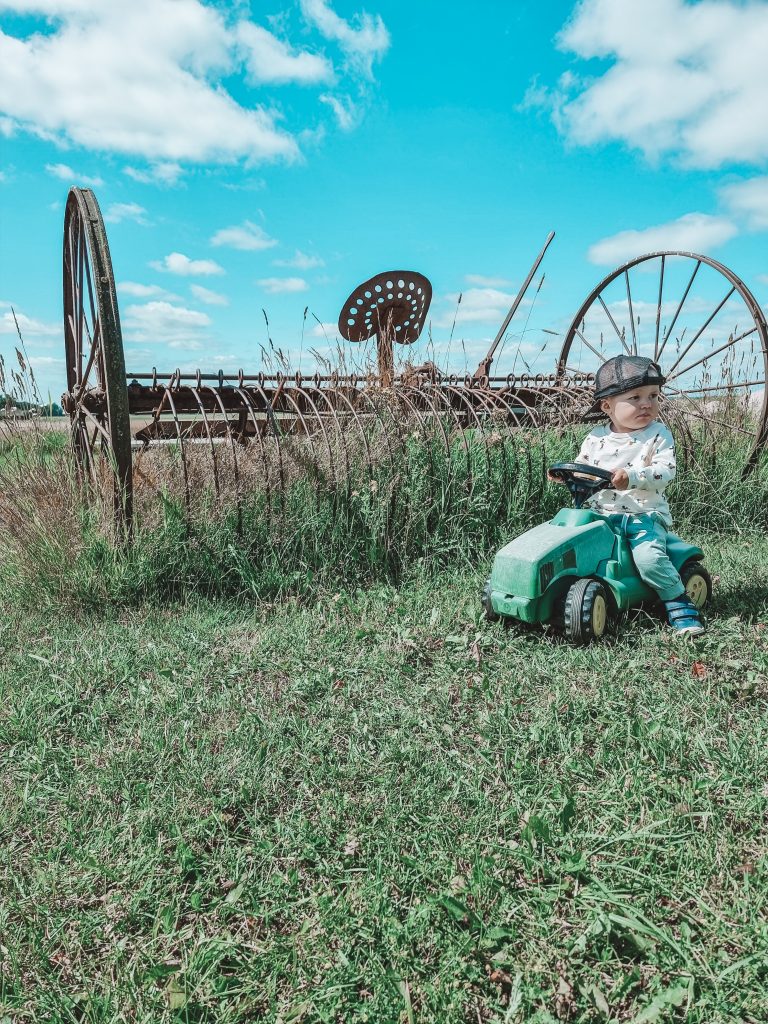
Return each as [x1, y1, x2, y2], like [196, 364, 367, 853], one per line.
[666, 326, 758, 382]
[76, 222, 85, 364]
[597, 294, 632, 355]
[82, 232, 98, 334]
[561, 251, 768, 476]
[665, 286, 736, 378]
[654, 255, 665, 360]
[563, 364, 595, 378]
[574, 327, 608, 365]
[667, 375, 765, 395]
[625, 270, 637, 355]
[665, 386, 757, 437]
[657, 259, 701, 362]
[80, 404, 112, 446]
[80, 315, 102, 390]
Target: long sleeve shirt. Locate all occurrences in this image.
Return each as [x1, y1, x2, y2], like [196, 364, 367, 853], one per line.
[576, 420, 677, 526]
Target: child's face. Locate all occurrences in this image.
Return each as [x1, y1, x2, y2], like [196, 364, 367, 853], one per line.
[600, 384, 660, 433]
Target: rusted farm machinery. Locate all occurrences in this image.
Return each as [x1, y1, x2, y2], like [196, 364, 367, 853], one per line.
[62, 187, 768, 534]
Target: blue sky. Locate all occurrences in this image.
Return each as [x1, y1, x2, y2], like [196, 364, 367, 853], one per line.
[2, 0, 768, 402]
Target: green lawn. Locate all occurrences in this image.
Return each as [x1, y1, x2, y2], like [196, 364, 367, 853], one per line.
[2, 533, 768, 1023]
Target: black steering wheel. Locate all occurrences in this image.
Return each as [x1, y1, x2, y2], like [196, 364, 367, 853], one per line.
[548, 462, 614, 509]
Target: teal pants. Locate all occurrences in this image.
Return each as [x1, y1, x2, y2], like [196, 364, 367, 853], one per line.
[600, 513, 685, 603]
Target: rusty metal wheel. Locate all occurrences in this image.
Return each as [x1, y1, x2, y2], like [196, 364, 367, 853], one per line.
[62, 187, 132, 529]
[559, 252, 768, 475]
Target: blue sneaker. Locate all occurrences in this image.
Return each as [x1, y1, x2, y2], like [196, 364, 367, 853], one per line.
[664, 595, 705, 636]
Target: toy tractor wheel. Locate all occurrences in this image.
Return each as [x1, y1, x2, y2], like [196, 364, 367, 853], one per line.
[481, 580, 500, 622]
[679, 560, 712, 609]
[563, 578, 611, 644]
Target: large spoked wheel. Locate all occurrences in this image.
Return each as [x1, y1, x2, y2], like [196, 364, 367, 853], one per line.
[62, 187, 132, 530]
[563, 578, 611, 644]
[558, 252, 768, 476]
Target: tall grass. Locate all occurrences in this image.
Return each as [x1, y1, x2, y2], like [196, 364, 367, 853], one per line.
[2, 408, 767, 611]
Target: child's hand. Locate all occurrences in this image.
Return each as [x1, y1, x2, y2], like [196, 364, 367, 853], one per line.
[611, 468, 629, 489]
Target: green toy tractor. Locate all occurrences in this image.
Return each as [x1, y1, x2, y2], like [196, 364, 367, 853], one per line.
[481, 463, 711, 643]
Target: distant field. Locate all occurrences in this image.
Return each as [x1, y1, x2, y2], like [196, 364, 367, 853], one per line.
[0, 416, 68, 433]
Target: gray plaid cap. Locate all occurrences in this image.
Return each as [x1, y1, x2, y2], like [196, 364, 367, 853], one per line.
[594, 355, 666, 401]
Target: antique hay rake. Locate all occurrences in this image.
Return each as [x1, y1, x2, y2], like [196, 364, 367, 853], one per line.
[62, 187, 768, 534]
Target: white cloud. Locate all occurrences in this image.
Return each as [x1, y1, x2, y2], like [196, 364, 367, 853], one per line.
[257, 276, 308, 294]
[465, 274, 512, 288]
[587, 213, 738, 265]
[236, 21, 333, 85]
[0, 1, 299, 166]
[103, 201, 148, 224]
[720, 177, 768, 230]
[150, 252, 224, 276]
[300, 0, 390, 77]
[0, 308, 59, 338]
[124, 162, 183, 186]
[168, 338, 204, 351]
[319, 93, 357, 131]
[274, 249, 325, 270]
[310, 320, 340, 338]
[123, 300, 211, 343]
[433, 288, 515, 329]
[45, 162, 104, 186]
[190, 284, 229, 306]
[552, 0, 768, 169]
[210, 220, 277, 251]
[118, 281, 179, 300]
[29, 355, 65, 368]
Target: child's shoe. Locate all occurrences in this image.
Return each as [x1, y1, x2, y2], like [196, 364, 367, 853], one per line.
[664, 595, 705, 636]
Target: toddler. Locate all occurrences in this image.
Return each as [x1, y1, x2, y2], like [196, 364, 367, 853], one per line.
[569, 355, 704, 636]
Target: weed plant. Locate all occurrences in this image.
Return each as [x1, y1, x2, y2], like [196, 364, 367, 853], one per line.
[3, 356, 768, 1020]
[2, 537, 768, 1022]
[2, 411, 768, 610]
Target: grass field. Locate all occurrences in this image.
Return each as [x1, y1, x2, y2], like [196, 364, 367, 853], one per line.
[2, 528, 768, 1022]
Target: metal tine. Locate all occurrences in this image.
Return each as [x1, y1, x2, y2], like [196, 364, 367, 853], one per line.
[428, 383, 474, 492]
[323, 382, 374, 483]
[189, 384, 220, 499]
[462, 379, 501, 498]
[276, 382, 333, 498]
[395, 385, 444, 519]
[233, 385, 275, 511]
[248, 376, 284, 499]
[351, 385, 398, 483]
[204, 384, 242, 514]
[303, 380, 350, 484]
[163, 383, 191, 513]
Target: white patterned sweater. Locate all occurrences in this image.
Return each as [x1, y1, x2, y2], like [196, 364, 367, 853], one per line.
[576, 420, 676, 527]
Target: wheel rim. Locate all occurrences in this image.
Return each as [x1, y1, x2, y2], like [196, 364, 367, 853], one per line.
[685, 573, 708, 609]
[63, 187, 132, 529]
[558, 252, 768, 475]
[591, 592, 607, 635]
